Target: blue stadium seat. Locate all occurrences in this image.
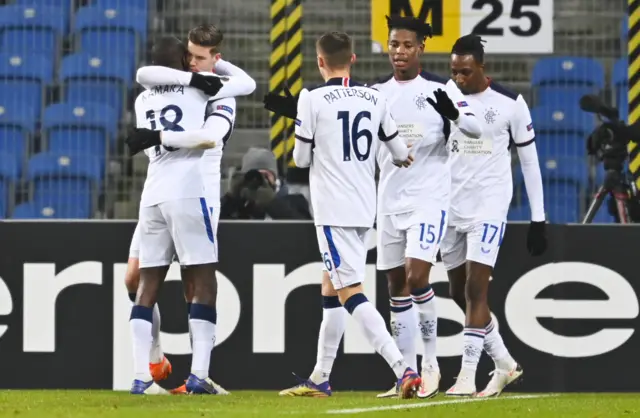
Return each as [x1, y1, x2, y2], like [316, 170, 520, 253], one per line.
[0, 153, 20, 219]
[621, 16, 629, 49]
[43, 102, 117, 157]
[591, 205, 616, 223]
[14, 0, 73, 17]
[0, 52, 53, 122]
[544, 183, 581, 223]
[507, 205, 529, 221]
[73, 6, 147, 67]
[0, 5, 67, 60]
[0, 101, 37, 171]
[530, 104, 596, 137]
[92, 0, 148, 13]
[12, 200, 90, 219]
[0, 181, 6, 219]
[531, 57, 605, 106]
[613, 57, 628, 121]
[535, 134, 586, 159]
[27, 151, 103, 218]
[60, 52, 132, 117]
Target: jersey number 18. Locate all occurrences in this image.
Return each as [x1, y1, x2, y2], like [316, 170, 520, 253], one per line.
[146, 105, 184, 155]
[338, 110, 372, 162]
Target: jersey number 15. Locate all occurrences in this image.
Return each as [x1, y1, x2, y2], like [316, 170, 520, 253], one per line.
[146, 105, 184, 155]
[338, 110, 373, 162]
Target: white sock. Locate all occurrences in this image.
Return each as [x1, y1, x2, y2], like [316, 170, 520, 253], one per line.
[130, 306, 153, 382]
[483, 320, 516, 371]
[411, 286, 438, 370]
[347, 295, 407, 379]
[461, 327, 485, 374]
[309, 297, 347, 385]
[189, 303, 217, 379]
[389, 297, 418, 372]
[150, 304, 163, 363]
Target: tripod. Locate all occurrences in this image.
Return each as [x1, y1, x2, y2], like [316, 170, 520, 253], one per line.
[582, 168, 631, 224]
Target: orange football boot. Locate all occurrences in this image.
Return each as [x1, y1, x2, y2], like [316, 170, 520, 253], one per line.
[149, 356, 172, 382]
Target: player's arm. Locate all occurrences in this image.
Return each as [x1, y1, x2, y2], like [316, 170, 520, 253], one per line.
[292, 88, 314, 168]
[441, 79, 483, 139]
[378, 97, 412, 166]
[512, 95, 545, 222]
[212, 59, 257, 96]
[136, 66, 255, 99]
[161, 98, 236, 150]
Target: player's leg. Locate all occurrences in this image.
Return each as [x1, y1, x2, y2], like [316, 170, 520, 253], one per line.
[168, 197, 221, 395]
[128, 224, 172, 382]
[320, 226, 421, 399]
[280, 271, 345, 397]
[130, 207, 174, 395]
[376, 214, 417, 398]
[464, 222, 521, 398]
[403, 209, 448, 399]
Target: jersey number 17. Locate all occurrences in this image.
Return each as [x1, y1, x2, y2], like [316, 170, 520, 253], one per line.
[146, 105, 184, 155]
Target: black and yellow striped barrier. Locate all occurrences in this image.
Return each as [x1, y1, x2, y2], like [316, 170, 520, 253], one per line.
[628, 2, 640, 189]
[269, 0, 303, 173]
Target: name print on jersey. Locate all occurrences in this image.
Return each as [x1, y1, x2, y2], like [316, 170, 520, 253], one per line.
[143, 84, 185, 101]
[322, 87, 378, 105]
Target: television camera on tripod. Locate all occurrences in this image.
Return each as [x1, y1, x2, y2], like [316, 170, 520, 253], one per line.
[580, 94, 640, 223]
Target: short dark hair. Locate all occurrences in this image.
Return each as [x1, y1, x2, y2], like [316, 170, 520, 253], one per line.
[451, 34, 486, 64]
[386, 15, 433, 41]
[151, 36, 188, 70]
[188, 24, 224, 55]
[316, 31, 353, 69]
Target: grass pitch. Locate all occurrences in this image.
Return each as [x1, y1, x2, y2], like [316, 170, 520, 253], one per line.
[0, 391, 637, 417]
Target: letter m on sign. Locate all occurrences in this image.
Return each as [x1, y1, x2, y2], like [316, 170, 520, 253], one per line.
[389, 0, 443, 35]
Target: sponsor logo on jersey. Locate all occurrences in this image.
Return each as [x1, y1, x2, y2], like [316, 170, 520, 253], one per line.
[216, 105, 234, 115]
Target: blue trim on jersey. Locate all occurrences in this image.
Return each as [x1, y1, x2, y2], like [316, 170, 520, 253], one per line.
[419, 71, 448, 85]
[295, 134, 313, 143]
[437, 210, 446, 244]
[322, 226, 341, 269]
[489, 81, 519, 101]
[378, 127, 398, 142]
[324, 77, 364, 87]
[199, 197, 215, 244]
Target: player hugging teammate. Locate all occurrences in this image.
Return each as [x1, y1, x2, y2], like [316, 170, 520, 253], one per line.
[265, 16, 547, 399]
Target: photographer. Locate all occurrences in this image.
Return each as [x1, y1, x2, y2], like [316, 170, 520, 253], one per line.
[220, 147, 312, 220]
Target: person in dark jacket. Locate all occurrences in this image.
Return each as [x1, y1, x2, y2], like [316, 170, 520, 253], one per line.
[220, 147, 312, 220]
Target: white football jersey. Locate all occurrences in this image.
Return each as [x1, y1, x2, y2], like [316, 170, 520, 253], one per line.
[448, 81, 535, 226]
[373, 73, 465, 215]
[136, 84, 209, 207]
[295, 77, 398, 227]
[200, 98, 236, 206]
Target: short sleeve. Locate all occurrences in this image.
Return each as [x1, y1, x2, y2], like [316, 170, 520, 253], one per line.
[511, 95, 535, 146]
[294, 88, 315, 143]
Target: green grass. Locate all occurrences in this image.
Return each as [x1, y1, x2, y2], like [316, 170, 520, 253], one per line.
[0, 391, 637, 417]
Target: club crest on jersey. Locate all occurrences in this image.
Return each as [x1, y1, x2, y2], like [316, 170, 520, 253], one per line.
[484, 107, 499, 124]
[414, 93, 429, 111]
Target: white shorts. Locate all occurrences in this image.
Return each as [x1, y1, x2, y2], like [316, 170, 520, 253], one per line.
[317, 226, 368, 290]
[376, 207, 448, 270]
[138, 197, 217, 268]
[129, 222, 141, 259]
[440, 220, 506, 270]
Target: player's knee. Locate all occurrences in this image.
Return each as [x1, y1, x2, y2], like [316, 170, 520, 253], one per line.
[464, 276, 488, 304]
[405, 258, 432, 290]
[321, 271, 338, 297]
[385, 267, 408, 297]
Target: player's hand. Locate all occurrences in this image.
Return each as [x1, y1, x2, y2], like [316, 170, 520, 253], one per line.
[426, 88, 459, 121]
[125, 128, 161, 156]
[526, 221, 547, 256]
[263, 87, 298, 120]
[189, 73, 224, 96]
[393, 143, 414, 168]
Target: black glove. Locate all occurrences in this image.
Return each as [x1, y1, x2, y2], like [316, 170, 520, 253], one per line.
[426, 88, 459, 121]
[189, 73, 224, 96]
[263, 87, 298, 120]
[526, 221, 547, 256]
[125, 128, 161, 156]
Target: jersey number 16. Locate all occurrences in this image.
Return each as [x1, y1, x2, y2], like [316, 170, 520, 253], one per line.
[146, 105, 184, 155]
[338, 110, 373, 162]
